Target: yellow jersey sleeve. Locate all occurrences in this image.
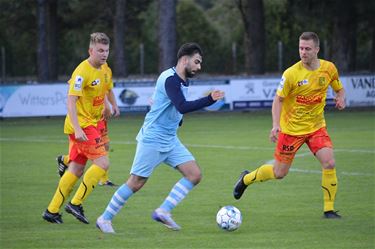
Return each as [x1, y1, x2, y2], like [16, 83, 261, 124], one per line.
[327, 63, 343, 92]
[277, 67, 295, 98]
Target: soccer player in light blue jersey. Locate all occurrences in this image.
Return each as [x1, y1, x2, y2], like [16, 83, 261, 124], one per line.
[96, 43, 225, 233]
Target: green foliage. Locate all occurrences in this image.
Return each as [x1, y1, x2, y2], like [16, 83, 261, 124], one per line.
[1, 0, 374, 79]
[176, 0, 223, 73]
[0, 0, 37, 77]
[205, 0, 246, 73]
[1, 110, 374, 248]
[137, 1, 158, 74]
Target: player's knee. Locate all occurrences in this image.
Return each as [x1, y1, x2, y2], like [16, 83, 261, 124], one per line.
[127, 175, 147, 192]
[187, 172, 202, 185]
[94, 157, 110, 170]
[323, 159, 335, 169]
[273, 167, 288, 179]
[98, 161, 110, 171]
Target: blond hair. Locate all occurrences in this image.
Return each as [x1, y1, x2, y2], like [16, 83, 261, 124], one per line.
[89, 32, 110, 47]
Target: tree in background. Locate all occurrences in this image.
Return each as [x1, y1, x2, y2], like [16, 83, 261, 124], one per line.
[158, 0, 177, 72]
[204, 0, 245, 73]
[176, 0, 222, 74]
[36, 0, 58, 82]
[48, 0, 58, 80]
[1, 0, 374, 80]
[331, 0, 357, 73]
[36, 0, 49, 82]
[113, 0, 127, 77]
[235, 0, 266, 75]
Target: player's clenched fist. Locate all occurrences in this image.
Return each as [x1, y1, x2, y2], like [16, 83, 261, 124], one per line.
[210, 90, 225, 101]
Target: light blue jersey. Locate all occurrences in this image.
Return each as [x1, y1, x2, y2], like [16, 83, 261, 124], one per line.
[132, 67, 215, 177]
[136, 67, 187, 152]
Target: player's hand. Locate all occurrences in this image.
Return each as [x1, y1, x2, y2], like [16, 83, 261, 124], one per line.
[211, 90, 225, 101]
[74, 128, 88, 141]
[334, 96, 345, 110]
[103, 107, 112, 120]
[112, 106, 120, 117]
[270, 126, 280, 143]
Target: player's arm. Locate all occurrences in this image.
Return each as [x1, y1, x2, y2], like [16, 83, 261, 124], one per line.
[102, 96, 112, 120]
[334, 88, 346, 110]
[67, 95, 87, 141]
[106, 89, 120, 117]
[165, 78, 224, 114]
[270, 95, 283, 143]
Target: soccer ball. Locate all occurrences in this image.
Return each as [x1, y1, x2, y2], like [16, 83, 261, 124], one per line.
[216, 205, 242, 231]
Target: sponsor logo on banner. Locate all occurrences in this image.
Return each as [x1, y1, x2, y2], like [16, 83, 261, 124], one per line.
[346, 76, 375, 106]
[351, 76, 375, 98]
[245, 83, 255, 94]
[0, 84, 68, 117]
[119, 89, 139, 105]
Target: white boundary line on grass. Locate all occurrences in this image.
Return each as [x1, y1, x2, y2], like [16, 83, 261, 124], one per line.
[1, 137, 374, 176]
[2, 137, 374, 153]
[266, 153, 374, 177]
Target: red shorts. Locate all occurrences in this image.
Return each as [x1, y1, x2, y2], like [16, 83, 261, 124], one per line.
[68, 125, 107, 165]
[97, 119, 109, 144]
[274, 127, 333, 164]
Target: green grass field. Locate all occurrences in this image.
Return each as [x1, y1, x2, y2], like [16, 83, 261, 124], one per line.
[1, 110, 374, 249]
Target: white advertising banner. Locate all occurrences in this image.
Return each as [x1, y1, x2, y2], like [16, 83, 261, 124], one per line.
[0, 84, 68, 117]
[112, 81, 231, 112]
[0, 75, 373, 117]
[112, 86, 154, 112]
[341, 75, 375, 107]
[228, 78, 279, 109]
[228, 77, 337, 109]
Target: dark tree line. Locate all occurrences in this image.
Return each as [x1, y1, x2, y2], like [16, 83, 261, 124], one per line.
[0, 0, 373, 83]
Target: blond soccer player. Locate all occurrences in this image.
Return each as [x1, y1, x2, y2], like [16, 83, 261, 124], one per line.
[42, 32, 119, 224]
[233, 31, 345, 219]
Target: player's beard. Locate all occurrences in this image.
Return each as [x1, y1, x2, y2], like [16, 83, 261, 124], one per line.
[185, 67, 196, 78]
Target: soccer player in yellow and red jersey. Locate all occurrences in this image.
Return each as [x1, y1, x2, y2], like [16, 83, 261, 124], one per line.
[233, 32, 346, 219]
[42, 32, 119, 224]
[56, 95, 119, 186]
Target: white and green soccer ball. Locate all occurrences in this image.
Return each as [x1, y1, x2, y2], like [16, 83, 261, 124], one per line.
[216, 205, 242, 231]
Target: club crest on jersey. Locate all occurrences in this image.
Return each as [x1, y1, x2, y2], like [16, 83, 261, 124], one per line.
[91, 79, 100, 86]
[319, 77, 326, 86]
[74, 76, 83, 90]
[297, 79, 308, 86]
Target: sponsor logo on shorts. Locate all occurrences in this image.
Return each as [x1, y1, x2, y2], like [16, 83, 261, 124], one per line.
[282, 145, 295, 151]
[95, 137, 102, 144]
